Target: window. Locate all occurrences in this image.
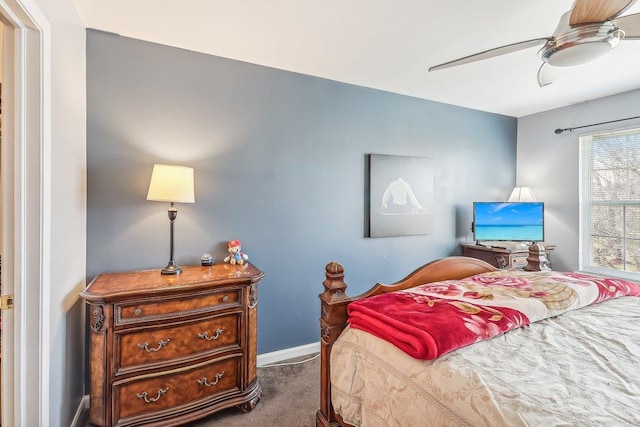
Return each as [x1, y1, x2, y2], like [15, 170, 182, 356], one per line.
[579, 127, 640, 280]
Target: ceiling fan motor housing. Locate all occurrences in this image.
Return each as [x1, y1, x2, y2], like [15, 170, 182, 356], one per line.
[540, 22, 625, 67]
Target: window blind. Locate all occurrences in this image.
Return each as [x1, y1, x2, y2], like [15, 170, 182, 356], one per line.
[579, 127, 640, 280]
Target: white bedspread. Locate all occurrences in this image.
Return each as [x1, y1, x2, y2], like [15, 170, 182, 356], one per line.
[331, 296, 640, 426]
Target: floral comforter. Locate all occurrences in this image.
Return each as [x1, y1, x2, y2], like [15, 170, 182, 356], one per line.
[347, 270, 640, 359]
[332, 295, 640, 426]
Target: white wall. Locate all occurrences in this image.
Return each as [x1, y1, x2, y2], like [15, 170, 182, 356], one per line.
[31, 0, 86, 425]
[517, 89, 640, 272]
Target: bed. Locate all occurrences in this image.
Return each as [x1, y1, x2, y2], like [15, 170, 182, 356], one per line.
[316, 255, 640, 427]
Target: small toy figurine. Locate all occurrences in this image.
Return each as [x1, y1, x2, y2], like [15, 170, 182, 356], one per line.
[224, 240, 249, 265]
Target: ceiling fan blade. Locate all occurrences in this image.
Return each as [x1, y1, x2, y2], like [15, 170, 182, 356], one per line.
[569, 0, 637, 25]
[428, 38, 551, 72]
[614, 12, 640, 38]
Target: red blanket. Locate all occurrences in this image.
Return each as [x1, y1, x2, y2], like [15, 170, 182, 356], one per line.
[347, 270, 640, 360]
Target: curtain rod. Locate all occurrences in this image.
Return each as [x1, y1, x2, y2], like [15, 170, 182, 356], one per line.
[554, 114, 640, 134]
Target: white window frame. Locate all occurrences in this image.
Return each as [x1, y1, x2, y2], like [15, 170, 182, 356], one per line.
[579, 126, 640, 281]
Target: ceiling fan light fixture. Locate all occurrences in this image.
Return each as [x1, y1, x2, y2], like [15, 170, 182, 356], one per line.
[546, 38, 620, 66]
[540, 24, 625, 67]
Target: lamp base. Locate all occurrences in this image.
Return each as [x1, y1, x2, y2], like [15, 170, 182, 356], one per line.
[161, 261, 182, 275]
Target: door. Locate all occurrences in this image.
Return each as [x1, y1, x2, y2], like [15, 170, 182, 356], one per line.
[0, 1, 49, 424]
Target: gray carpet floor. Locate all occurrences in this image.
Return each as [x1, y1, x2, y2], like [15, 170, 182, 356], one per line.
[190, 353, 320, 426]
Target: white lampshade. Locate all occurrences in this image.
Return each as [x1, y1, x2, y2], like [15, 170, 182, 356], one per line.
[508, 186, 537, 202]
[147, 164, 195, 203]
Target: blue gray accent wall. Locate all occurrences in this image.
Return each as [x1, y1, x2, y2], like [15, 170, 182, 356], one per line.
[87, 29, 517, 353]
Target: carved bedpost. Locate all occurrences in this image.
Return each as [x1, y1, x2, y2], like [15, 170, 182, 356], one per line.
[316, 262, 351, 427]
[524, 243, 550, 271]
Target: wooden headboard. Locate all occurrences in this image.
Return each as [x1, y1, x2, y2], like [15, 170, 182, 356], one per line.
[316, 256, 497, 427]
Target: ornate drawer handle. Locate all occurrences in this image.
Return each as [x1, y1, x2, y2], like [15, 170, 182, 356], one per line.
[197, 372, 224, 387]
[222, 294, 229, 303]
[136, 387, 169, 403]
[137, 339, 170, 352]
[198, 328, 225, 341]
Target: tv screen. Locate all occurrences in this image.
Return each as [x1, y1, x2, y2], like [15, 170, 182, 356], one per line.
[473, 202, 544, 242]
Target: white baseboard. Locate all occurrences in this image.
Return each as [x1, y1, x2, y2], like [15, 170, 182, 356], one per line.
[71, 395, 90, 427]
[257, 341, 320, 367]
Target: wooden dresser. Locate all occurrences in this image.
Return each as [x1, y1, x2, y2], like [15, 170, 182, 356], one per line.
[461, 243, 555, 270]
[80, 263, 264, 427]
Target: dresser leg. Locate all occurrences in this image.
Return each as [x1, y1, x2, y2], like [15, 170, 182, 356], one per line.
[238, 380, 262, 412]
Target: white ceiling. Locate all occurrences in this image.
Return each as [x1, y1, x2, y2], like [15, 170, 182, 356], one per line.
[71, 0, 640, 117]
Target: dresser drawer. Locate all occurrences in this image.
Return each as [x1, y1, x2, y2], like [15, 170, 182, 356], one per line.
[115, 288, 241, 326]
[115, 313, 241, 375]
[114, 356, 241, 423]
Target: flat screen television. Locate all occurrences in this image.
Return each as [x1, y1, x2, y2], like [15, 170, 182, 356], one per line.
[473, 202, 544, 242]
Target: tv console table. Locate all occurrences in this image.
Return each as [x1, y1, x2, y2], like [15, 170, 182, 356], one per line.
[461, 242, 555, 270]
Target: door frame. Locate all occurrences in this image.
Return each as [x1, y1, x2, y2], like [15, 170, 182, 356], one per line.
[0, 0, 50, 425]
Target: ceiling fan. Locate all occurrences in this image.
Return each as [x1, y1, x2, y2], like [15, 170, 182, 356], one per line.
[428, 0, 640, 86]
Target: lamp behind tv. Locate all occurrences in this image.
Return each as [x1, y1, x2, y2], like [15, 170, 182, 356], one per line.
[472, 202, 544, 242]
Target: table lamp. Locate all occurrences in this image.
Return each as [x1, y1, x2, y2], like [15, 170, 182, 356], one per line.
[147, 164, 195, 275]
[507, 186, 537, 202]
